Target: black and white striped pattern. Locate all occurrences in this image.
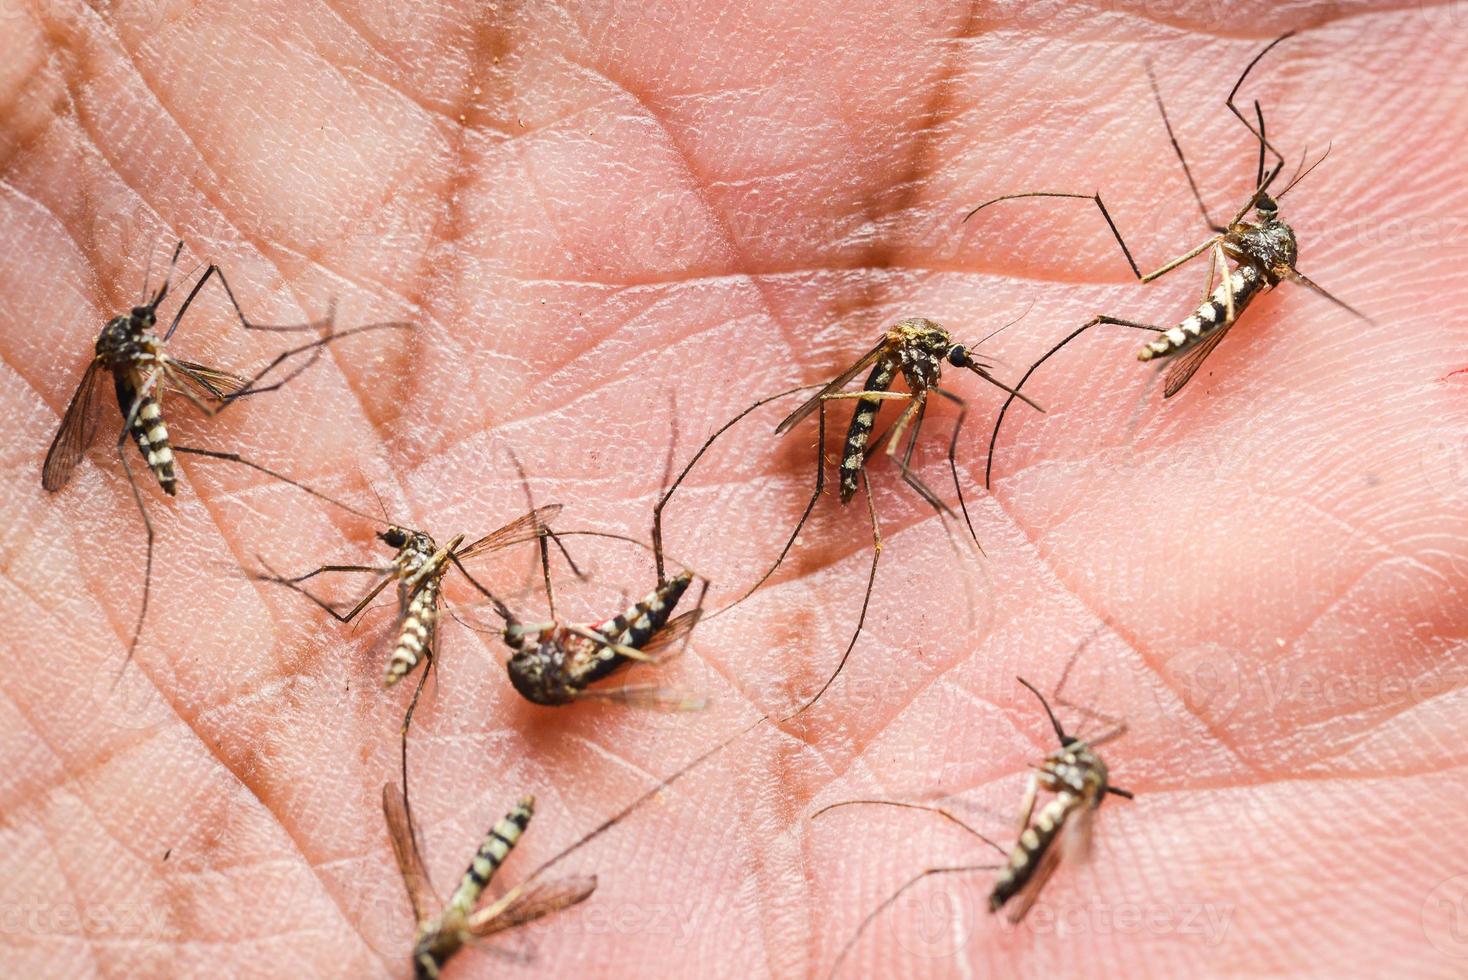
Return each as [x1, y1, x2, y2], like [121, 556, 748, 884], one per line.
[1138, 264, 1266, 361]
[839, 356, 900, 501]
[447, 796, 534, 916]
[989, 793, 1075, 910]
[124, 385, 178, 495]
[386, 578, 439, 685]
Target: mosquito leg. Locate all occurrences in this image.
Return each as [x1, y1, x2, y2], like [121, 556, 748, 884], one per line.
[964, 191, 1145, 281]
[1144, 62, 1223, 233]
[1014, 772, 1040, 835]
[928, 386, 980, 548]
[829, 865, 998, 980]
[887, 397, 963, 524]
[537, 522, 557, 622]
[113, 429, 154, 678]
[653, 384, 816, 587]
[109, 370, 167, 677]
[1217, 243, 1237, 325]
[984, 315, 1166, 489]
[218, 320, 409, 407]
[781, 468, 880, 721]
[1224, 33, 1292, 179]
[171, 445, 376, 522]
[812, 799, 1007, 854]
[164, 263, 331, 342]
[399, 646, 435, 841]
[254, 557, 394, 624]
[563, 625, 656, 662]
[705, 390, 833, 618]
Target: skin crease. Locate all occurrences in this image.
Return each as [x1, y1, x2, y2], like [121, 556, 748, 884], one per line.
[1, 0, 1466, 977]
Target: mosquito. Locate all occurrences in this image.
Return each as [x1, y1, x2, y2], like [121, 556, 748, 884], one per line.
[652, 316, 1038, 719]
[479, 517, 709, 713]
[382, 781, 596, 980]
[383, 703, 773, 978]
[965, 32, 1376, 487]
[813, 673, 1131, 975]
[41, 241, 406, 669]
[252, 503, 569, 800]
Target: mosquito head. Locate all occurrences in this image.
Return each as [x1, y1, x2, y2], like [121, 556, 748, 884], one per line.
[1254, 193, 1279, 220]
[378, 526, 410, 549]
[946, 343, 972, 368]
[128, 305, 158, 334]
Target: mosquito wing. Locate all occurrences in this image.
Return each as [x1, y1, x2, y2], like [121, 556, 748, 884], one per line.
[468, 875, 597, 937]
[382, 782, 438, 924]
[42, 359, 106, 491]
[774, 339, 891, 435]
[1161, 320, 1234, 398]
[455, 505, 565, 563]
[1057, 801, 1096, 866]
[166, 358, 249, 400]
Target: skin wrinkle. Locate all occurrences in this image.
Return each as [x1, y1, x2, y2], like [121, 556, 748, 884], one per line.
[5, 3, 1462, 974]
[554, 48, 806, 362]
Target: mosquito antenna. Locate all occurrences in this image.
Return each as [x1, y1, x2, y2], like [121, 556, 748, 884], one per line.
[1147, 61, 1220, 232]
[972, 298, 1036, 349]
[655, 391, 680, 583]
[1254, 100, 1267, 191]
[139, 238, 159, 306]
[149, 240, 185, 309]
[365, 480, 392, 525]
[1278, 143, 1333, 199]
[1015, 675, 1069, 746]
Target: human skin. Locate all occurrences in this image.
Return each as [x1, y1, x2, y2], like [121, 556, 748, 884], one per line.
[3, 1, 1467, 977]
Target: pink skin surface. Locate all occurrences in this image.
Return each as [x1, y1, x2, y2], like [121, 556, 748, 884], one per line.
[2, 2, 1467, 977]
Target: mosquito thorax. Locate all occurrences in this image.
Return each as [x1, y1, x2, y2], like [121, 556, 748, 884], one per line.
[1044, 743, 1109, 803]
[1231, 213, 1299, 284]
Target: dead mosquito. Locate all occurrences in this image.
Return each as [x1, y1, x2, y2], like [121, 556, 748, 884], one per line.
[252, 500, 570, 806]
[41, 241, 406, 671]
[965, 32, 1375, 486]
[479, 512, 710, 714]
[814, 671, 1131, 975]
[382, 781, 596, 979]
[383, 707, 771, 978]
[653, 314, 1037, 719]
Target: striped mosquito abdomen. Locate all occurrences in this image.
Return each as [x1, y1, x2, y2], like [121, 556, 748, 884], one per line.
[386, 577, 440, 686]
[1138, 264, 1266, 362]
[989, 793, 1076, 911]
[601, 571, 692, 649]
[839, 355, 900, 502]
[577, 571, 692, 686]
[115, 372, 177, 495]
[447, 796, 534, 917]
